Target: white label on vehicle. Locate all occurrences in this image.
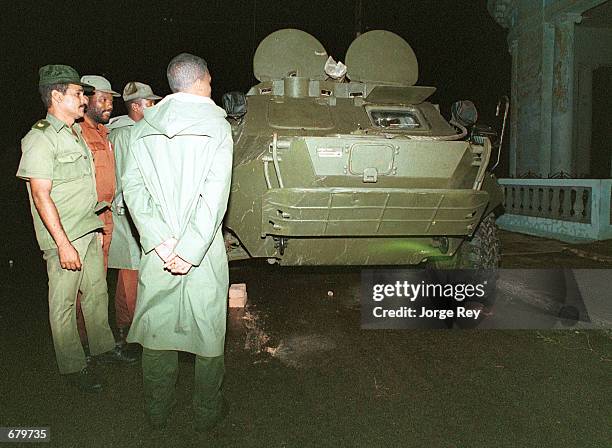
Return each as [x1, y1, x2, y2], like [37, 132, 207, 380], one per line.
[317, 147, 343, 158]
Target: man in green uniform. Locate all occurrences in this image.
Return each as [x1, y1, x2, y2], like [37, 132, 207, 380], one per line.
[107, 82, 161, 345]
[122, 54, 233, 429]
[16, 65, 121, 393]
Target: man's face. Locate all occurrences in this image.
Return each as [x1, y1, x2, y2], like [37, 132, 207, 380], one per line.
[130, 98, 156, 121]
[135, 98, 156, 112]
[56, 84, 87, 120]
[86, 91, 114, 124]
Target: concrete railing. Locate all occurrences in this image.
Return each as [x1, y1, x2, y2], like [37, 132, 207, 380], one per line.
[496, 178, 612, 242]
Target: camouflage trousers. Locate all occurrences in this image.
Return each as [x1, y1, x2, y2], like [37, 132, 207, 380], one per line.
[142, 348, 225, 427]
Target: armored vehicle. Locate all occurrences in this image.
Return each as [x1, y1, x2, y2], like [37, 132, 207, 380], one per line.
[223, 29, 503, 267]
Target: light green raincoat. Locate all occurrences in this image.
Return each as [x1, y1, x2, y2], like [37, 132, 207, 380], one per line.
[107, 115, 141, 270]
[122, 93, 233, 357]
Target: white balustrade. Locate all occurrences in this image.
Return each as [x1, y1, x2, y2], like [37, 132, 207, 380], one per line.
[496, 179, 612, 242]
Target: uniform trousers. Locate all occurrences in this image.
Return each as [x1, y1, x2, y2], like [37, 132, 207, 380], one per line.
[115, 269, 138, 329]
[76, 211, 112, 344]
[142, 348, 225, 427]
[42, 232, 115, 374]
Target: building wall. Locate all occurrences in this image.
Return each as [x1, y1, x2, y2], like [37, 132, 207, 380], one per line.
[488, 0, 609, 178]
[514, 21, 545, 175]
[573, 26, 612, 176]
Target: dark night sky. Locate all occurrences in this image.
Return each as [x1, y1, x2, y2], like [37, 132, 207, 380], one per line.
[1, 0, 511, 264]
[2, 0, 510, 142]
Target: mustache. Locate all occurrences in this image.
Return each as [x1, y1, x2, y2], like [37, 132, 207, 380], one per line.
[88, 108, 111, 115]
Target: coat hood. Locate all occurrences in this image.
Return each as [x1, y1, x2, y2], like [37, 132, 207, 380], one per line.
[140, 93, 227, 138]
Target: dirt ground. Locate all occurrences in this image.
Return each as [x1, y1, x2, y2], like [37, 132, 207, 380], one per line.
[0, 230, 610, 447]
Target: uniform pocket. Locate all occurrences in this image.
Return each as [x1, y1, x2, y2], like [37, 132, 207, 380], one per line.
[57, 152, 83, 163]
[55, 152, 86, 181]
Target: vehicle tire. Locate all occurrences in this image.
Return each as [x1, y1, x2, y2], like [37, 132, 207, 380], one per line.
[431, 213, 501, 269]
[428, 213, 501, 323]
[456, 212, 501, 269]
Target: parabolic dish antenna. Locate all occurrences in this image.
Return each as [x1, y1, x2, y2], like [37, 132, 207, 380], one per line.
[254, 29, 328, 82]
[345, 30, 418, 86]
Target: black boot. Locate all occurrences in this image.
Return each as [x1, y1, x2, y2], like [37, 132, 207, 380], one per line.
[116, 326, 129, 349]
[65, 367, 103, 393]
[96, 346, 138, 365]
[116, 326, 142, 360]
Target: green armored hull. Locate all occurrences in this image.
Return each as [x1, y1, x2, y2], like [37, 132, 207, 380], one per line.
[223, 29, 503, 266]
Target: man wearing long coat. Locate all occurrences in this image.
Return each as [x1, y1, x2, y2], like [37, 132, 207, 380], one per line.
[122, 53, 233, 430]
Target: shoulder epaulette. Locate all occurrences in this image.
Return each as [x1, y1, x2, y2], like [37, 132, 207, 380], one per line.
[32, 119, 50, 130]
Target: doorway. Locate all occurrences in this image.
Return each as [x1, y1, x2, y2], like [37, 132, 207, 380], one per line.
[590, 66, 612, 178]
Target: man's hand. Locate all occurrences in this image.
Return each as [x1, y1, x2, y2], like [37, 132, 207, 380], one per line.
[30, 178, 79, 269]
[58, 242, 82, 271]
[163, 254, 193, 275]
[155, 237, 178, 262]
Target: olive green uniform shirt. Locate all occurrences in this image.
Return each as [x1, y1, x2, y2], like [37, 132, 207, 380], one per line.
[16, 113, 102, 250]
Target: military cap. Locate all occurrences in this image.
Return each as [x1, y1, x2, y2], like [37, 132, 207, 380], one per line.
[38, 64, 92, 88]
[122, 82, 162, 102]
[80, 75, 121, 97]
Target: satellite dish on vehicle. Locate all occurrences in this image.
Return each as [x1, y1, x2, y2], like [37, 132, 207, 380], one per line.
[345, 30, 418, 86]
[253, 29, 328, 82]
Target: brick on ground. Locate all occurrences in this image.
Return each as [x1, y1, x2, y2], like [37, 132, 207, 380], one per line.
[229, 283, 247, 308]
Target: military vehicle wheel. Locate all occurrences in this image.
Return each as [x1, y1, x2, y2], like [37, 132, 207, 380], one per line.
[428, 214, 500, 323]
[431, 213, 501, 269]
[460, 212, 501, 269]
